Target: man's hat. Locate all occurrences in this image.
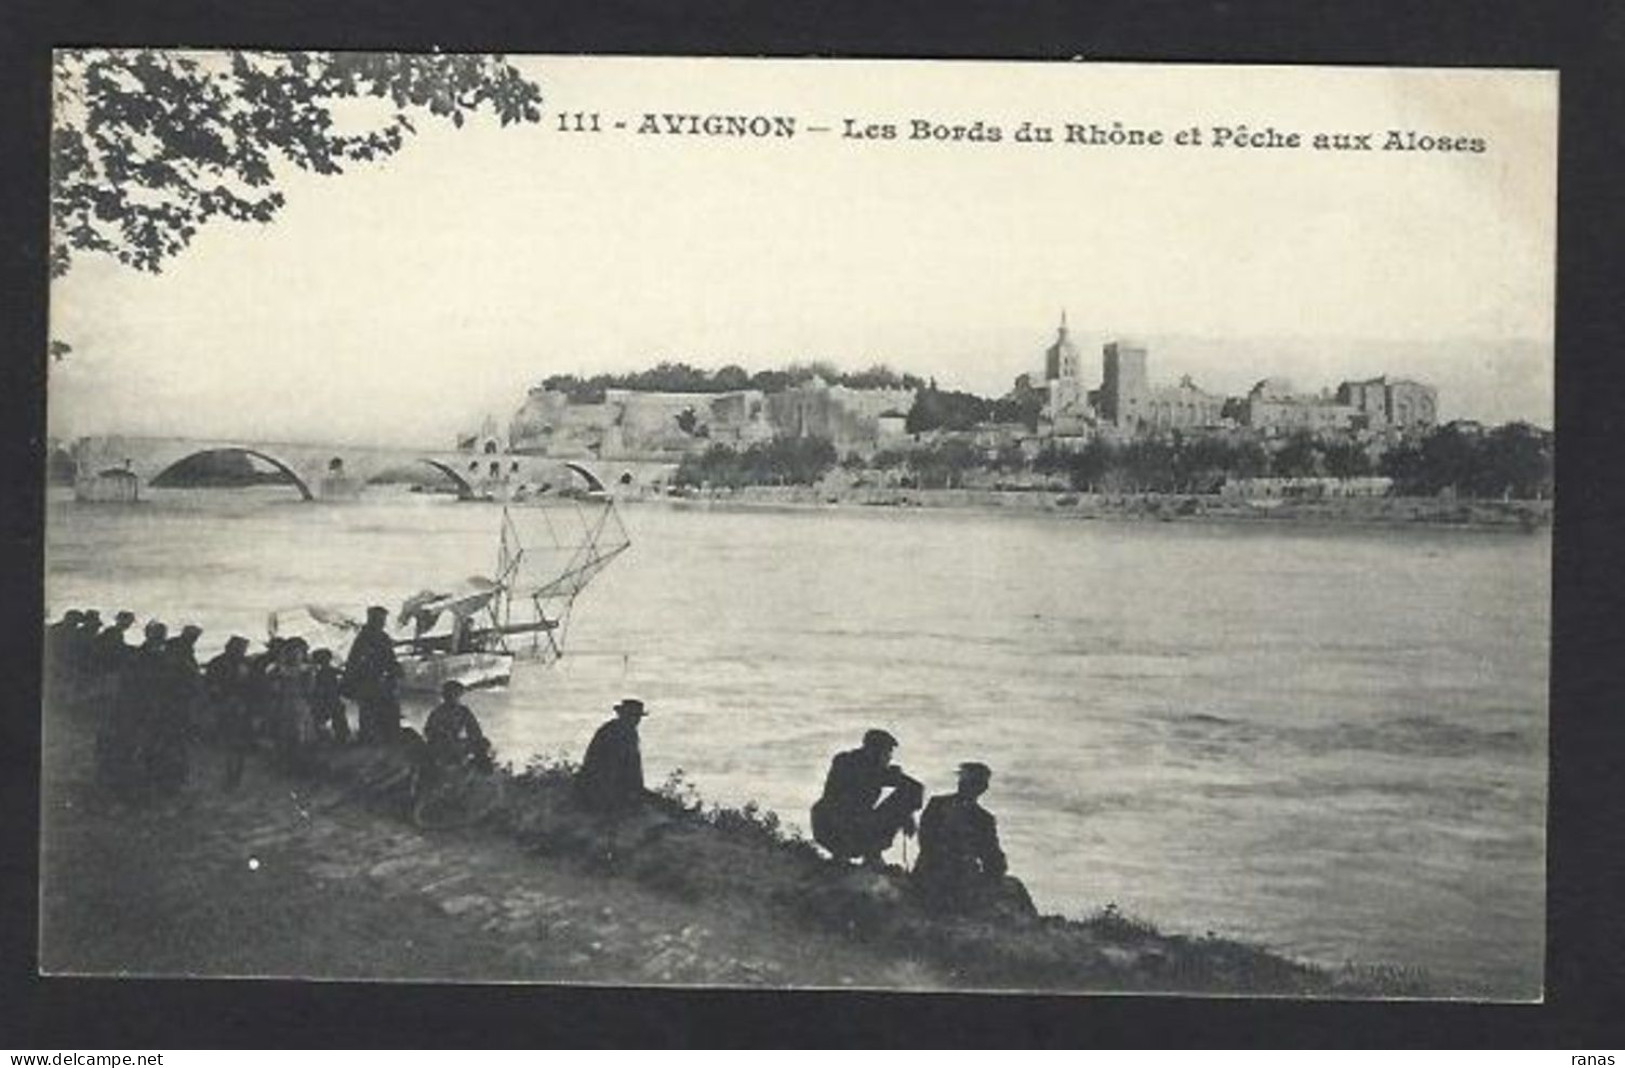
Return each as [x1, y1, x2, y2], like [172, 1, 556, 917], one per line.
[179, 624, 202, 641]
[83, 609, 102, 621]
[441, 679, 467, 699]
[144, 620, 167, 639]
[367, 605, 388, 619]
[614, 697, 647, 717]
[114, 610, 135, 625]
[957, 761, 993, 786]
[863, 728, 899, 749]
[226, 635, 250, 650]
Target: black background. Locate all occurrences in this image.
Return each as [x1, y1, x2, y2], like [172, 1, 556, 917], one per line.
[3, 0, 1622, 1048]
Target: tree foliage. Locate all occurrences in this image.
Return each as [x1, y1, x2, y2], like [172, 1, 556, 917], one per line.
[904, 384, 992, 434]
[673, 438, 838, 488]
[1382, 422, 1552, 499]
[542, 361, 924, 402]
[51, 49, 544, 278]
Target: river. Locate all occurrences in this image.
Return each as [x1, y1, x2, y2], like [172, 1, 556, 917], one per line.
[43, 487, 1549, 998]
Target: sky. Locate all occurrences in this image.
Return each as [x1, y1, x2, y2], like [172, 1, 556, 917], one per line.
[48, 56, 1558, 447]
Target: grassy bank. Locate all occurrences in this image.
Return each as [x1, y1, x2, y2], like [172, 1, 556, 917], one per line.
[41, 692, 1433, 996]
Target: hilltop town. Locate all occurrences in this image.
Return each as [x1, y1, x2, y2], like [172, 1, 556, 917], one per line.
[466, 317, 1549, 503]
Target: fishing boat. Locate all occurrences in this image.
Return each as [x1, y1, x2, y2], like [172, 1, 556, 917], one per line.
[269, 463, 630, 693]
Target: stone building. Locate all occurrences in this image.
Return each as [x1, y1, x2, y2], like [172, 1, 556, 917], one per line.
[766, 379, 916, 451]
[1041, 314, 1093, 433]
[1030, 317, 1224, 437]
[1239, 378, 1359, 435]
[1096, 339, 1225, 432]
[1336, 376, 1439, 431]
[507, 377, 913, 460]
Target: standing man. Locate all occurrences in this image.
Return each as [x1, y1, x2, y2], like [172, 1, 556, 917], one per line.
[205, 636, 255, 790]
[145, 623, 204, 795]
[101, 620, 166, 794]
[343, 606, 401, 744]
[166, 624, 207, 736]
[309, 649, 349, 744]
[913, 761, 1035, 919]
[575, 698, 652, 815]
[810, 729, 924, 868]
[44, 610, 83, 706]
[86, 609, 135, 710]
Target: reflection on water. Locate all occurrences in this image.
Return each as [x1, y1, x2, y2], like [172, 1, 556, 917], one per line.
[44, 487, 1549, 997]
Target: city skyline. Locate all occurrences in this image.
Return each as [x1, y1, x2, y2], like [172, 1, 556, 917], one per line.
[49, 56, 1555, 447]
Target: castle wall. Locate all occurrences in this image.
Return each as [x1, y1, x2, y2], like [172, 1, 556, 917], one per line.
[510, 383, 911, 459]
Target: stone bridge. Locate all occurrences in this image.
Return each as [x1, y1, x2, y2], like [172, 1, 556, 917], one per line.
[65, 435, 677, 501]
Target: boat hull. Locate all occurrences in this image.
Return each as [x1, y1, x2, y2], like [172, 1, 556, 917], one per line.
[399, 650, 514, 693]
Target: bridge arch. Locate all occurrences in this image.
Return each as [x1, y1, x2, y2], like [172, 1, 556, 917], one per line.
[417, 458, 477, 500]
[150, 447, 316, 501]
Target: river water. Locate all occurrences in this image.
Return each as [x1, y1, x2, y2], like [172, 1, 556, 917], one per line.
[43, 488, 1549, 997]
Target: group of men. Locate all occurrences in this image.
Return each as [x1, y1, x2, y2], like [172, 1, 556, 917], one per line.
[47, 609, 207, 795]
[570, 702, 1033, 919]
[811, 728, 1035, 918]
[46, 604, 421, 796]
[49, 606, 1031, 919]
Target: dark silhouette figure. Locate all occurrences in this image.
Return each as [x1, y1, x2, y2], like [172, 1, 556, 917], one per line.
[268, 638, 316, 774]
[575, 698, 651, 814]
[310, 649, 350, 744]
[97, 620, 163, 793]
[145, 623, 204, 794]
[811, 729, 924, 866]
[86, 610, 136, 710]
[45, 610, 84, 705]
[166, 623, 207, 734]
[343, 606, 402, 744]
[914, 762, 1036, 919]
[205, 636, 254, 790]
[423, 680, 492, 774]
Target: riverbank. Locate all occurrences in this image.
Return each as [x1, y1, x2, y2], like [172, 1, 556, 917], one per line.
[652, 485, 1551, 532]
[40, 698, 1428, 995]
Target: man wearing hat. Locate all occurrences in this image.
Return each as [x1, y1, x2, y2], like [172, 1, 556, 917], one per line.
[575, 698, 652, 815]
[913, 761, 1035, 918]
[343, 605, 402, 744]
[810, 729, 924, 868]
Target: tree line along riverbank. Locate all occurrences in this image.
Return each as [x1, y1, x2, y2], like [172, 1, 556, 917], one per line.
[41, 675, 1432, 995]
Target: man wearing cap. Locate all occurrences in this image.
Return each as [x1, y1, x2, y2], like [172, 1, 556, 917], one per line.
[575, 698, 652, 815]
[423, 680, 492, 775]
[86, 610, 135, 707]
[913, 761, 1035, 918]
[811, 729, 924, 868]
[166, 624, 208, 729]
[343, 606, 402, 744]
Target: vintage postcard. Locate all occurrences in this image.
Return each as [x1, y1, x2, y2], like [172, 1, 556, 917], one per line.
[42, 54, 1554, 999]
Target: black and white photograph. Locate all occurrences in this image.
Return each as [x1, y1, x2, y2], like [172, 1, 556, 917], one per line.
[40, 53, 1555, 1001]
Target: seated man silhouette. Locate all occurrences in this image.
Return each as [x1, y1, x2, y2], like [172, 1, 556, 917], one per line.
[810, 728, 924, 867]
[913, 761, 1036, 919]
